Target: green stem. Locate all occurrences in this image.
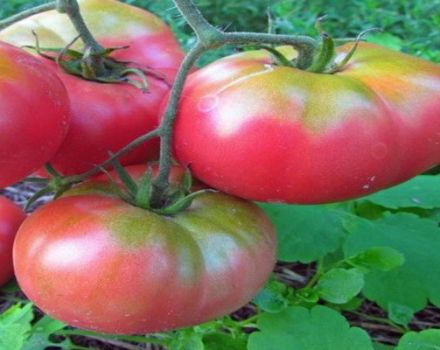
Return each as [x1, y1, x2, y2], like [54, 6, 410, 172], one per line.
[222, 32, 317, 69]
[0, 2, 56, 30]
[64, 129, 160, 184]
[172, 0, 222, 46]
[151, 43, 206, 206]
[56, 0, 104, 54]
[349, 311, 407, 333]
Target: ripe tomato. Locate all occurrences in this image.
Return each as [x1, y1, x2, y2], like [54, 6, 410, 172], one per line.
[13, 165, 276, 334]
[0, 42, 70, 187]
[173, 43, 440, 203]
[0, 0, 185, 175]
[0, 196, 26, 287]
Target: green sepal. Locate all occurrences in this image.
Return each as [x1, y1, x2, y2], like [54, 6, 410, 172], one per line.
[327, 28, 380, 73]
[259, 45, 295, 67]
[154, 189, 216, 216]
[25, 187, 53, 211]
[109, 155, 138, 196]
[307, 33, 336, 73]
[135, 167, 154, 209]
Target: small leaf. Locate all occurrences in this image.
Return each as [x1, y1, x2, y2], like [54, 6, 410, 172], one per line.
[0, 303, 34, 350]
[316, 268, 364, 304]
[248, 306, 374, 350]
[348, 247, 405, 272]
[388, 303, 414, 327]
[169, 332, 204, 350]
[396, 329, 440, 350]
[253, 280, 288, 313]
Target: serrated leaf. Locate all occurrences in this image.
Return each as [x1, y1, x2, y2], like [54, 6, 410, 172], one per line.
[349, 247, 405, 272]
[169, 333, 204, 350]
[316, 268, 364, 304]
[361, 176, 440, 209]
[344, 214, 440, 312]
[396, 330, 440, 350]
[248, 305, 373, 350]
[258, 204, 349, 263]
[388, 303, 414, 327]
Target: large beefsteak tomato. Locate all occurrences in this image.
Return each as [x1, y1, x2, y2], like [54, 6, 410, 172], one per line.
[173, 43, 440, 203]
[13, 165, 276, 334]
[0, 196, 26, 287]
[0, 0, 185, 175]
[0, 41, 70, 187]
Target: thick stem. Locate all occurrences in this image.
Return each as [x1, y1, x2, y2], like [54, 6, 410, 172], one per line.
[172, 0, 222, 46]
[0, 2, 56, 30]
[222, 32, 317, 69]
[150, 43, 206, 206]
[56, 0, 104, 54]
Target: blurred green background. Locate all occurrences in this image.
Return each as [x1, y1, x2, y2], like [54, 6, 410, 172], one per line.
[1, 0, 439, 63]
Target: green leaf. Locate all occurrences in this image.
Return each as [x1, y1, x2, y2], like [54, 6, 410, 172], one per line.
[344, 213, 440, 312]
[374, 343, 395, 350]
[315, 268, 364, 304]
[388, 303, 414, 327]
[361, 176, 440, 210]
[0, 303, 34, 350]
[253, 280, 289, 313]
[258, 204, 349, 263]
[23, 316, 70, 350]
[348, 247, 405, 272]
[169, 332, 204, 350]
[203, 334, 246, 350]
[396, 330, 440, 350]
[248, 305, 374, 350]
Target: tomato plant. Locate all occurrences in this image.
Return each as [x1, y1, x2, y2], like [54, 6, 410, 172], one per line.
[173, 43, 440, 203]
[0, 41, 70, 187]
[0, 0, 185, 175]
[13, 165, 277, 334]
[0, 196, 25, 287]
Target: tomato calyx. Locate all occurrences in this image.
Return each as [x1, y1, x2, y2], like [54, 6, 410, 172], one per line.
[104, 160, 214, 216]
[25, 31, 170, 91]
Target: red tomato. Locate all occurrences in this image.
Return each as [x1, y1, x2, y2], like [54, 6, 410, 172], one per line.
[0, 0, 185, 175]
[173, 43, 440, 203]
[13, 165, 276, 334]
[0, 196, 26, 286]
[0, 42, 70, 187]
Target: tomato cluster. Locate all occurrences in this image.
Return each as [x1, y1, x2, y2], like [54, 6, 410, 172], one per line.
[1, 0, 439, 337]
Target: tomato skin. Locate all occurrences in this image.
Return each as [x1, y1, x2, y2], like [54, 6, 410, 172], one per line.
[173, 43, 440, 203]
[13, 165, 276, 334]
[0, 196, 26, 287]
[0, 0, 185, 175]
[0, 42, 70, 187]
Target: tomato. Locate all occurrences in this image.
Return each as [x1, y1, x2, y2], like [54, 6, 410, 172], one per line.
[13, 165, 276, 334]
[0, 42, 70, 187]
[0, 0, 185, 175]
[173, 43, 440, 203]
[0, 196, 26, 287]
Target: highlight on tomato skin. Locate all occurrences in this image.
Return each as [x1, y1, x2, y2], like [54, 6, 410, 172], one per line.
[0, 41, 71, 188]
[0, 196, 26, 287]
[173, 42, 440, 204]
[12, 165, 277, 335]
[0, 0, 185, 176]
